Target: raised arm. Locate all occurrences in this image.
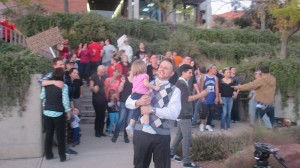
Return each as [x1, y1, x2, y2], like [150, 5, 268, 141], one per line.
[188, 89, 208, 102]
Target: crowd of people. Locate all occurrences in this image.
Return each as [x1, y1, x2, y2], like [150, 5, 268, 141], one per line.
[39, 35, 276, 168]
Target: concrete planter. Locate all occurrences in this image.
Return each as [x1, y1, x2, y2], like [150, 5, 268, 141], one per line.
[0, 74, 43, 159]
[274, 91, 300, 122]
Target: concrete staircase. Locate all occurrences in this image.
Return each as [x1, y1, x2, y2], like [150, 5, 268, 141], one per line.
[80, 82, 96, 124]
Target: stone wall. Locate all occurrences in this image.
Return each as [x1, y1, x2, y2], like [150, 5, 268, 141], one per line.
[0, 74, 43, 159]
[274, 91, 300, 123]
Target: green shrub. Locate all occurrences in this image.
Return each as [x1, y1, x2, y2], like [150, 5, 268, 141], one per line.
[191, 133, 250, 161]
[0, 42, 51, 117]
[187, 27, 280, 45]
[71, 13, 107, 46]
[107, 18, 168, 42]
[198, 41, 275, 63]
[16, 13, 81, 37]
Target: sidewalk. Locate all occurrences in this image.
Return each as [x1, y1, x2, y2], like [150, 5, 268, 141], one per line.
[0, 121, 250, 168]
[0, 124, 183, 168]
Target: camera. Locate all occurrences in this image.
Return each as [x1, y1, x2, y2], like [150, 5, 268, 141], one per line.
[253, 143, 288, 168]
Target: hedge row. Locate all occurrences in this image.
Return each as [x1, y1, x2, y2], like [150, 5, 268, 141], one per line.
[17, 13, 300, 64]
[17, 13, 280, 46]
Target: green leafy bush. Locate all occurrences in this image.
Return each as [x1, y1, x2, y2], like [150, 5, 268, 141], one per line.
[70, 13, 108, 46]
[191, 133, 250, 161]
[16, 13, 81, 37]
[107, 18, 168, 42]
[0, 41, 51, 117]
[198, 41, 275, 63]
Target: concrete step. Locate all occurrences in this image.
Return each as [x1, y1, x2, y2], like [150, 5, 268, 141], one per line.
[80, 117, 94, 124]
[80, 111, 95, 117]
[79, 83, 95, 124]
[80, 95, 92, 101]
[82, 105, 94, 111]
[81, 99, 92, 102]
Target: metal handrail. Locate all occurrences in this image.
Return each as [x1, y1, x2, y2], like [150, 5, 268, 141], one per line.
[0, 25, 27, 47]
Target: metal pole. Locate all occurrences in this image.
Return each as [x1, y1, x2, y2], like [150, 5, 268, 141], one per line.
[49, 47, 57, 58]
[64, 0, 69, 13]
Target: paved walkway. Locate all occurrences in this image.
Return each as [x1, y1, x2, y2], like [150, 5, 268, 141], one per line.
[0, 121, 251, 168]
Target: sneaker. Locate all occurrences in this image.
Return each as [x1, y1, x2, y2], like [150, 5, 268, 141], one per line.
[125, 125, 134, 137]
[99, 133, 107, 137]
[45, 155, 58, 160]
[170, 155, 182, 163]
[142, 125, 156, 134]
[72, 141, 80, 147]
[61, 156, 70, 162]
[107, 133, 113, 137]
[183, 162, 201, 168]
[65, 148, 78, 155]
[205, 125, 213, 132]
[199, 124, 204, 132]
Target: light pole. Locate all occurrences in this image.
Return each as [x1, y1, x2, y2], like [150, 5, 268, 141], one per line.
[64, 0, 69, 13]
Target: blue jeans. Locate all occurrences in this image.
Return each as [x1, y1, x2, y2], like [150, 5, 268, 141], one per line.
[130, 93, 143, 121]
[109, 112, 119, 133]
[221, 97, 233, 129]
[114, 102, 132, 137]
[192, 99, 202, 125]
[256, 106, 274, 128]
[72, 127, 80, 142]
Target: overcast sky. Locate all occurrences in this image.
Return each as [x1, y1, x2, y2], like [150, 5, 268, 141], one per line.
[212, 0, 252, 14]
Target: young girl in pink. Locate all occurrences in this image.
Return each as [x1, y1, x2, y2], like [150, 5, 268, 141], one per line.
[125, 60, 160, 135]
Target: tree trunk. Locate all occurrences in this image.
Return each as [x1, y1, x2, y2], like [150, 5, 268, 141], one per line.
[279, 33, 288, 59]
[64, 0, 69, 13]
[279, 24, 300, 59]
[161, 9, 167, 22]
[260, 10, 266, 30]
[257, 1, 266, 30]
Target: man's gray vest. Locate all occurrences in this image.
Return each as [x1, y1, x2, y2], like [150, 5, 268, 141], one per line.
[135, 82, 176, 135]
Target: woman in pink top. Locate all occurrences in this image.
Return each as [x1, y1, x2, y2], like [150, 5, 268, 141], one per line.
[125, 60, 160, 136]
[78, 43, 91, 82]
[104, 68, 121, 99]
